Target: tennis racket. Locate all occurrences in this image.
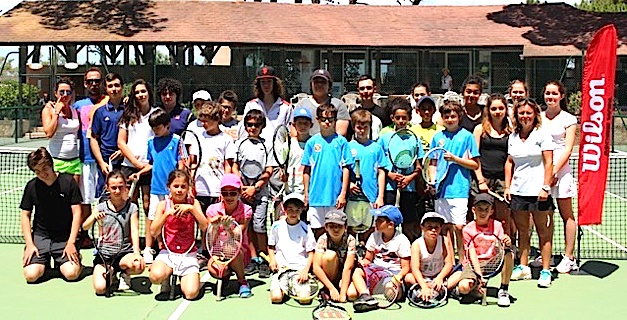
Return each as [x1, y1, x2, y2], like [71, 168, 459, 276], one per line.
[162, 202, 197, 300]
[466, 232, 506, 306]
[346, 159, 373, 239]
[364, 266, 402, 309]
[269, 124, 291, 220]
[259, 252, 320, 303]
[179, 130, 202, 196]
[407, 281, 448, 308]
[312, 292, 352, 320]
[422, 146, 451, 197]
[91, 212, 125, 298]
[486, 189, 509, 204]
[207, 219, 243, 301]
[237, 137, 268, 192]
[387, 129, 418, 207]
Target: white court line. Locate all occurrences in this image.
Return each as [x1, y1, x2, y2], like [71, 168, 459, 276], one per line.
[168, 272, 212, 320]
[0, 186, 23, 196]
[582, 226, 627, 253]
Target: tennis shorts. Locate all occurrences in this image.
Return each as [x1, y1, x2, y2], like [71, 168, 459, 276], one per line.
[470, 177, 506, 197]
[551, 172, 576, 199]
[251, 196, 269, 233]
[155, 250, 199, 277]
[510, 195, 555, 212]
[93, 251, 134, 272]
[309, 206, 336, 229]
[345, 200, 372, 228]
[28, 233, 76, 267]
[53, 157, 82, 175]
[384, 190, 420, 224]
[120, 165, 152, 187]
[148, 194, 167, 220]
[80, 162, 99, 204]
[436, 198, 468, 225]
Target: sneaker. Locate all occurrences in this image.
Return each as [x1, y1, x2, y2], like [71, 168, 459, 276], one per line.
[556, 255, 578, 273]
[353, 293, 378, 312]
[497, 289, 510, 307]
[143, 247, 155, 264]
[239, 282, 252, 298]
[197, 253, 209, 271]
[511, 265, 532, 281]
[244, 260, 259, 276]
[537, 269, 552, 288]
[258, 262, 272, 278]
[160, 276, 172, 294]
[449, 287, 460, 300]
[118, 272, 131, 291]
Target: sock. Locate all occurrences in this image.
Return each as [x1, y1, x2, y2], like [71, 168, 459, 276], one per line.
[500, 284, 509, 291]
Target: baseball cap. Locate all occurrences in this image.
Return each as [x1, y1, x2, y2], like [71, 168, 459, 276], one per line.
[310, 69, 332, 83]
[473, 193, 494, 206]
[283, 193, 305, 207]
[370, 205, 403, 226]
[325, 210, 347, 225]
[421, 212, 446, 225]
[192, 90, 212, 102]
[220, 173, 242, 189]
[256, 66, 278, 79]
[293, 106, 313, 121]
[417, 96, 436, 108]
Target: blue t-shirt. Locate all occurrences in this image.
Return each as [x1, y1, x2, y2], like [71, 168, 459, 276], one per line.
[168, 104, 193, 136]
[348, 140, 389, 203]
[430, 128, 480, 199]
[302, 133, 354, 207]
[377, 130, 425, 192]
[91, 103, 124, 160]
[147, 134, 181, 195]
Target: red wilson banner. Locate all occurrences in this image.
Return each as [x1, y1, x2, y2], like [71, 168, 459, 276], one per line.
[578, 24, 617, 226]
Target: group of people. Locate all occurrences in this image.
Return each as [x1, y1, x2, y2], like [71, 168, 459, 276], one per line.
[21, 65, 578, 309]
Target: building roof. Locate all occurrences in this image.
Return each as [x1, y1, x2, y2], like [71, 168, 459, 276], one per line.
[0, 1, 624, 56]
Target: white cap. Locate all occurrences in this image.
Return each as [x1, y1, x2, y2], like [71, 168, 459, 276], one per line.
[283, 193, 305, 206]
[421, 211, 446, 225]
[192, 90, 212, 102]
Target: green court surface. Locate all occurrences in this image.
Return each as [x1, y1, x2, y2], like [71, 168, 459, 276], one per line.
[0, 243, 625, 320]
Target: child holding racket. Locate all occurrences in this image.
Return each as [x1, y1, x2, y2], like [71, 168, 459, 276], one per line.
[405, 212, 455, 302]
[429, 100, 480, 262]
[350, 205, 410, 309]
[313, 210, 356, 303]
[302, 102, 353, 238]
[82, 170, 145, 294]
[377, 98, 424, 242]
[205, 174, 253, 298]
[149, 169, 208, 300]
[268, 193, 316, 303]
[449, 194, 513, 307]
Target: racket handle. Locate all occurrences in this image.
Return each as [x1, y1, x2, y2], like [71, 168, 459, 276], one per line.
[216, 278, 223, 301]
[394, 188, 401, 208]
[258, 252, 269, 263]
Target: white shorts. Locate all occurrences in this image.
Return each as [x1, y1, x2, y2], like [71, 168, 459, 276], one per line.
[148, 194, 167, 220]
[551, 172, 576, 199]
[308, 206, 336, 229]
[79, 162, 98, 204]
[436, 198, 468, 225]
[155, 249, 199, 277]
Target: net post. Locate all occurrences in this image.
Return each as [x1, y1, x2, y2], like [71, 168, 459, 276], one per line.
[570, 226, 588, 275]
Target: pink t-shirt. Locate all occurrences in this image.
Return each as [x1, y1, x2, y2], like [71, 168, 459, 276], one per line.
[462, 219, 504, 264]
[206, 201, 253, 264]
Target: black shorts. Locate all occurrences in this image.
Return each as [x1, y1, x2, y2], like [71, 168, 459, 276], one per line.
[28, 233, 75, 267]
[510, 195, 555, 212]
[384, 190, 421, 223]
[93, 250, 134, 272]
[120, 166, 152, 187]
[196, 196, 219, 215]
[470, 177, 506, 197]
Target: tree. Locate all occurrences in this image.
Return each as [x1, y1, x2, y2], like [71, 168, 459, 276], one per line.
[0, 56, 18, 80]
[0, 80, 41, 107]
[576, 0, 627, 12]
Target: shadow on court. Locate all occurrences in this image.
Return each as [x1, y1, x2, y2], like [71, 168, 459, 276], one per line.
[574, 260, 619, 279]
[29, 266, 93, 284]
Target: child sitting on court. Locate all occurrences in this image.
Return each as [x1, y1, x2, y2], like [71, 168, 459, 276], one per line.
[149, 170, 208, 300]
[205, 174, 253, 298]
[82, 170, 145, 294]
[448, 194, 513, 307]
[404, 212, 455, 301]
[267, 193, 316, 303]
[349, 205, 411, 309]
[302, 102, 353, 238]
[347, 109, 387, 243]
[313, 210, 356, 303]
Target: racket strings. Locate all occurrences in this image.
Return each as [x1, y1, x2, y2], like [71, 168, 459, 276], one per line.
[469, 237, 505, 276]
[208, 224, 241, 261]
[313, 307, 351, 319]
[285, 273, 318, 298]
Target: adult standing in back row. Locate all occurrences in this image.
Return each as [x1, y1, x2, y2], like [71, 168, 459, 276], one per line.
[295, 69, 350, 137]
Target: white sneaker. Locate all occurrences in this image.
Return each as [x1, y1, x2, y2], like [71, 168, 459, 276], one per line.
[497, 289, 510, 307]
[537, 269, 552, 288]
[556, 255, 578, 273]
[160, 276, 172, 294]
[118, 272, 131, 291]
[511, 265, 532, 281]
[143, 247, 155, 264]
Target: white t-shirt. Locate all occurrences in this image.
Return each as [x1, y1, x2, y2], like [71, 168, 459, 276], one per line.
[508, 127, 554, 196]
[541, 110, 577, 177]
[119, 107, 157, 168]
[365, 230, 411, 272]
[269, 219, 316, 270]
[193, 131, 236, 197]
[238, 98, 292, 142]
[415, 236, 445, 278]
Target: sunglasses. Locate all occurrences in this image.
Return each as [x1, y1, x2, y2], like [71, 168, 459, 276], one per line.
[319, 116, 336, 123]
[86, 79, 102, 85]
[221, 190, 239, 197]
[413, 93, 427, 97]
[245, 122, 261, 128]
[358, 86, 373, 91]
[58, 90, 73, 96]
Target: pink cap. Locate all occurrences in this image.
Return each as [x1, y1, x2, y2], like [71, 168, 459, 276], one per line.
[220, 174, 242, 189]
